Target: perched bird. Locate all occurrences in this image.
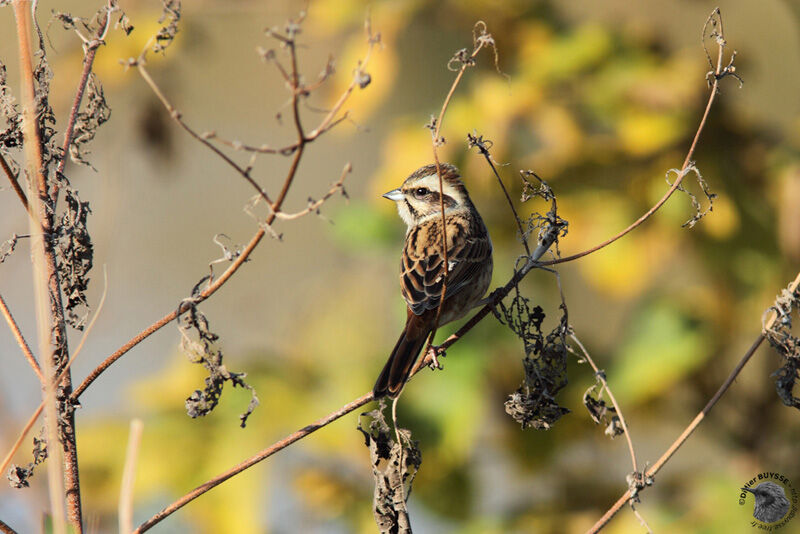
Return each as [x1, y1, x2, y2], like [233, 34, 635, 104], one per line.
[373, 163, 493, 398]
[742, 481, 791, 523]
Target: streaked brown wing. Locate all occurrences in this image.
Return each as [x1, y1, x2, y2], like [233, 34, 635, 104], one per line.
[400, 216, 491, 316]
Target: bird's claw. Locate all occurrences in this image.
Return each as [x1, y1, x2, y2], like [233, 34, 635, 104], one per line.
[426, 345, 445, 370]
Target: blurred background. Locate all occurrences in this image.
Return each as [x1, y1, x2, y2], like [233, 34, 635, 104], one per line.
[1, 0, 799, 532]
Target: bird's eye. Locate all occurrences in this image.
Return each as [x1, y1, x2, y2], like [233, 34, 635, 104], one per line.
[413, 187, 429, 198]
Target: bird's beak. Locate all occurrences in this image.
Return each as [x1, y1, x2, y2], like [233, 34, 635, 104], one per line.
[742, 487, 754, 494]
[382, 188, 403, 202]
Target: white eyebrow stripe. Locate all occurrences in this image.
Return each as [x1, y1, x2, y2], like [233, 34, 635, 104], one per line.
[415, 174, 459, 197]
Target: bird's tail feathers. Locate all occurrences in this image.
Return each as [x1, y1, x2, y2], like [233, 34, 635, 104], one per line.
[373, 314, 431, 399]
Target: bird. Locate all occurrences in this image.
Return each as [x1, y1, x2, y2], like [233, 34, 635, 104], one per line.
[373, 163, 493, 398]
[742, 481, 791, 523]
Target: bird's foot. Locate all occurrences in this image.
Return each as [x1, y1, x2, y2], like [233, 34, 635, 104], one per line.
[426, 344, 445, 370]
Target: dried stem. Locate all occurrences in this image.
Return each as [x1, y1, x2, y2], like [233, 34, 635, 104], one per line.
[0, 152, 28, 211]
[52, 1, 113, 204]
[0, 518, 17, 534]
[0, 403, 44, 479]
[71, 16, 376, 401]
[133, 393, 374, 533]
[119, 419, 143, 534]
[540, 10, 731, 267]
[0, 272, 105, 480]
[428, 23, 493, 350]
[135, 61, 274, 206]
[12, 1, 77, 531]
[570, 334, 637, 473]
[0, 292, 43, 382]
[587, 270, 800, 533]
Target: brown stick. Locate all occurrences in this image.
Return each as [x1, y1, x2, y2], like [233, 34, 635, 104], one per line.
[0, 292, 43, 382]
[0, 518, 18, 534]
[428, 23, 493, 350]
[540, 10, 730, 269]
[134, 393, 374, 533]
[52, 3, 112, 204]
[587, 271, 800, 533]
[0, 152, 28, 211]
[13, 1, 80, 530]
[0, 272, 106, 481]
[571, 334, 637, 473]
[0, 402, 44, 479]
[72, 19, 377, 402]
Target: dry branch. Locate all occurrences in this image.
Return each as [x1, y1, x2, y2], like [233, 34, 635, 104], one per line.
[0, 292, 42, 382]
[587, 270, 800, 533]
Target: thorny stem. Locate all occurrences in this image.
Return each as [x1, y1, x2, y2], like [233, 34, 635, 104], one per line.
[570, 333, 637, 472]
[0, 292, 43, 382]
[587, 270, 800, 533]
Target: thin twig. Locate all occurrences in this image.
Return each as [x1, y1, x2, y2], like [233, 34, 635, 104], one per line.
[540, 10, 731, 268]
[72, 16, 377, 402]
[52, 0, 113, 204]
[0, 518, 17, 534]
[133, 393, 374, 533]
[428, 23, 493, 352]
[0, 152, 28, 211]
[135, 62, 274, 206]
[119, 419, 143, 534]
[472, 141, 531, 256]
[570, 333, 637, 472]
[587, 269, 800, 533]
[0, 403, 44, 479]
[0, 271, 106, 481]
[0, 292, 43, 382]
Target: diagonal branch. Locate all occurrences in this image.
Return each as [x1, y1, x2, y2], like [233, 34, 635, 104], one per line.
[71, 14, 377, 402]
[133, 393, 374, 533]
[0, 152, 28, 211]
[540, 9, 736, 267]
[52, 0, 113, 204]
[587, 270, 800, 533]
[0, 292, 42, 382]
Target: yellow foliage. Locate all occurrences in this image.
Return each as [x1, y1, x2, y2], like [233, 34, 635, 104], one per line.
[617, 109, 686, 156]
[322, 1, 417, 124]
[293, 469, 355, 518]
[701, 194, 739, 240]
[559, 192, 677, 297]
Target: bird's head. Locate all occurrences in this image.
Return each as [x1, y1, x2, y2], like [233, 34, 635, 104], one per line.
[383, 163, 473, 228]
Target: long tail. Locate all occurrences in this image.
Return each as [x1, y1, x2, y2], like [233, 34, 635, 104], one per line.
[373, 312, 431, 399]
